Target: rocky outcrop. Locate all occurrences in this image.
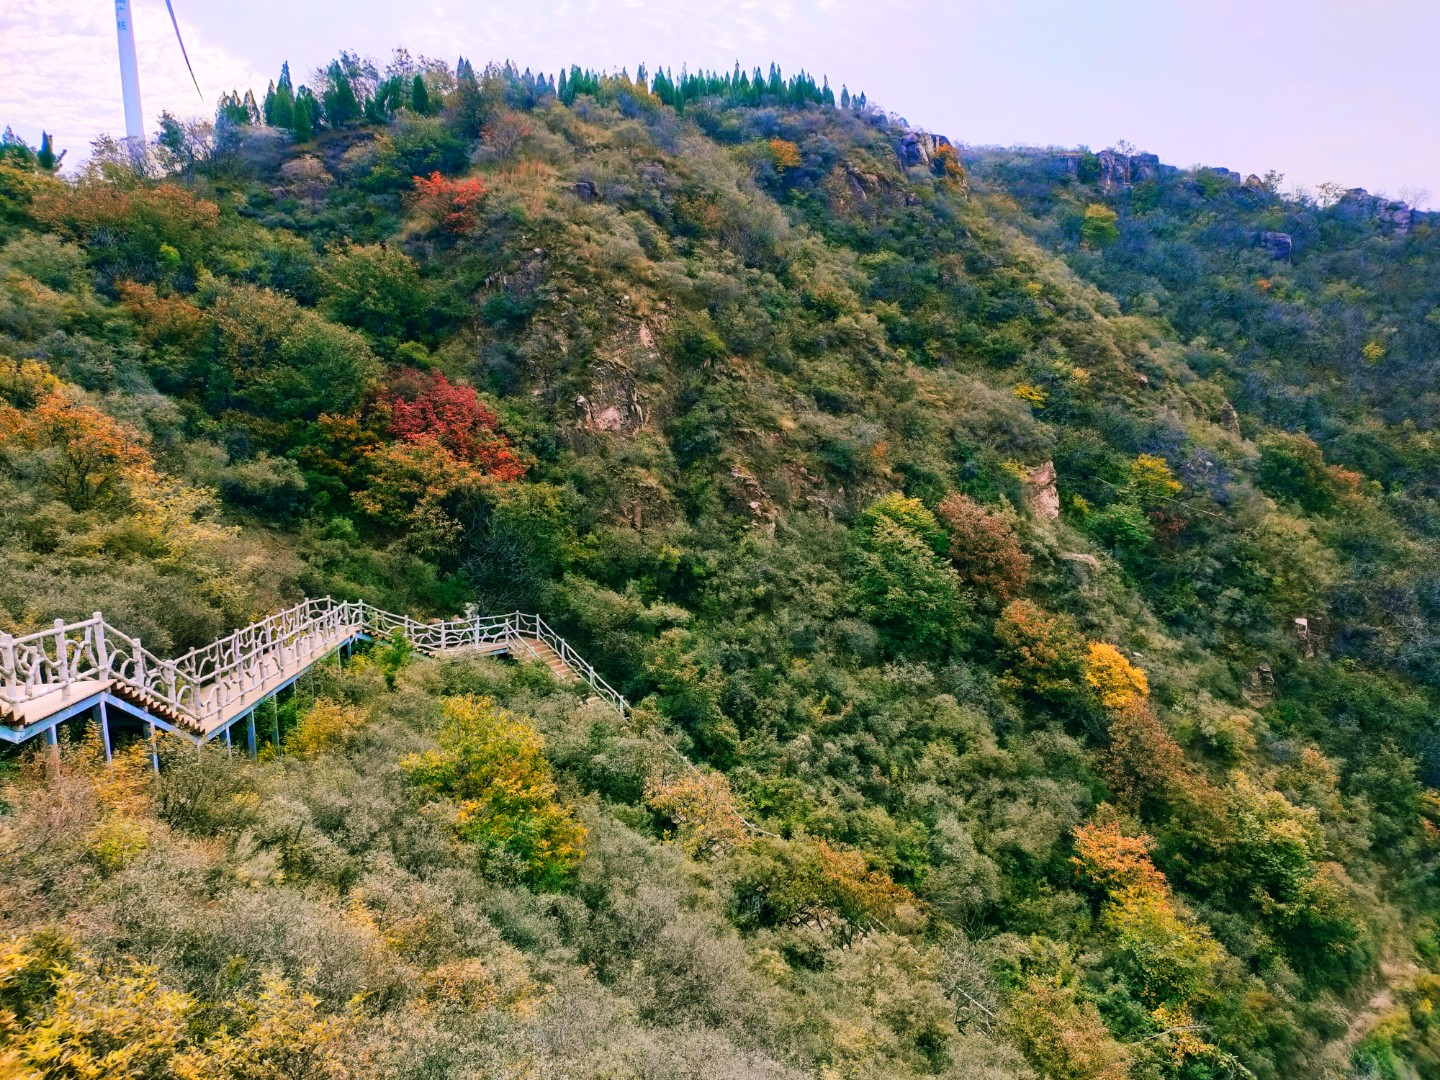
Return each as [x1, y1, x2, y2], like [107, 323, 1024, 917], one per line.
[1097, 150, 1160, 190]
[1049, 148, 1167, 190]
[1218, 401, 1242, 435]
[896, 130, 952, 170]
[728, 464, 778, 535]
[1335, 188, 1416, 235]
[571, 180, 598, 202]
[1129, 153, 1161, 182]
[1025, 461, 1060, 520]
[1258, 231, 1293, 260]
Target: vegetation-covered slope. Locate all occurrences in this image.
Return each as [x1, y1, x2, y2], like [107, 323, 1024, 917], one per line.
[3, 55, 1440, 1078]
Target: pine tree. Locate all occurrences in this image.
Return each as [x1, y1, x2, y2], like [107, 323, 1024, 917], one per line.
[840, 85, 851, 109]
[293, 87, 315, 140]
[324, 62, 359, 126]
[36, 131, 57, 171]
[271, 66, 296, 129]
[411, 73, 430, 115]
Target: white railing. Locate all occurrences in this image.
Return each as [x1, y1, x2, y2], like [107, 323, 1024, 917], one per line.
[1, 598, 626, 736]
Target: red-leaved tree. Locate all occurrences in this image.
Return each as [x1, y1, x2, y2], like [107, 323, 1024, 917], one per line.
[409, 172, 487, 235]
[384, 369, 524, 481]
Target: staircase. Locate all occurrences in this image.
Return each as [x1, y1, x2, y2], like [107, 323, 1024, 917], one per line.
[1, 600, 625, 751]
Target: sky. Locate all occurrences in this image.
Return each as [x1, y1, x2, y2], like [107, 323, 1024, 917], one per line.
[3, 0, 1438, 207]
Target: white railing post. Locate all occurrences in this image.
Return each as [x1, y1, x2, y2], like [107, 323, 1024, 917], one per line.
[92, 612, 109, 677]
[54, 619, 70, 686]
[0, 633, 15, 704]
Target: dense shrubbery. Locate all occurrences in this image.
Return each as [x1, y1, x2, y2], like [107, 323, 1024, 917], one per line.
[2, 49, 1439, 1077]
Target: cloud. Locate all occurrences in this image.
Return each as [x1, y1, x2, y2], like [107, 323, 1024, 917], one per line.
[1, 0, 269, 165]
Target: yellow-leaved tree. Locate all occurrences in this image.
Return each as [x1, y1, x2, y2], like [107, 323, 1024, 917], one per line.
[1083, 642, 1149, 710]
[402, 695, 586, 888]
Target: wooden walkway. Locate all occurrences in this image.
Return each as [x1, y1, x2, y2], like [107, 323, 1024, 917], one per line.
[1, 601, 625, 752]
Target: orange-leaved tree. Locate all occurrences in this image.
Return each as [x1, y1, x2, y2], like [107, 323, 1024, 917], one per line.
[0, 386, 152, 509]
[994, 599, 1087, 701]
[645, 770, 753, 858]
[1073, 813, 1223, 1017]
[768, 138, 802, 172]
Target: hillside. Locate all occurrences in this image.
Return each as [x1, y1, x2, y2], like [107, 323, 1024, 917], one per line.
[3, 56, 1440, 1079]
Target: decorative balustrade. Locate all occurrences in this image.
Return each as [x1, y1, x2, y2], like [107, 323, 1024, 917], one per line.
[1, 598, 626, 737]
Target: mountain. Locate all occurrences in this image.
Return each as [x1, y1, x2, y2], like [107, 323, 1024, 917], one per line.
[2, 56, 1440, 1078]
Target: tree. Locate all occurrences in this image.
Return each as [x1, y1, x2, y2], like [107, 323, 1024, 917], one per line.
[767, 138, 801, 172]
[199, 280, 381, 421]
[1073, 815, 1222, 1009]
[270, 63, 296, 129]
[1126, 453, 1181, 507]
[293, 87, 317, 140]
[1256, 432, 1340, 513]
[410, 73, 430, 115]
[1083, 642, 1148, 710]
[935, 493, 1030, 602]
[994, 599, 1087, 701]
[851, 517, 968, 655]
[645, 771, 753, 858]
[858, 492, 948, 555]
[408, 171, 486, 235]
[36, 132, 60, 172]
[322, 62, 359, 126]
[317, 242, 431, 343]
[30, 180, 220, 283]
[0, 388, 153, 509]
[728, 834, 920, 942]
[1080, 203, 1119, 247]
[383, 368, 524, 476]
[402, 695, 587, 887]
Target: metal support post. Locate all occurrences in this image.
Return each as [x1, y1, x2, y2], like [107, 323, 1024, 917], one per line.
[99, 699, 113, 765]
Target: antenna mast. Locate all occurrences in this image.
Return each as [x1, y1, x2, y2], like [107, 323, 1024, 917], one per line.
[114, 0, 145, 148]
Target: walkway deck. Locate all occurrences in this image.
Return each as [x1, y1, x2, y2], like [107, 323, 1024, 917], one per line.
[1, 601, 625, 750]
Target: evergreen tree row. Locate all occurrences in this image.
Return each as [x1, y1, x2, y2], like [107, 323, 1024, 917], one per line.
[235, 55, 868, 141]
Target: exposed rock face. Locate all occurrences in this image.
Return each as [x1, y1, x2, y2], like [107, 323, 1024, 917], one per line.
[574, 395, 625, 431]
[1025, 461, 1060, 520]
[1259, 231, 1293, 260]
[728, 465, 778, 535]
[1097, 150, 1130, 190]
[571, 180, 598, 202]
[1051, 148, 1168, 190]
[896, 130, 952, 169]
[1335, 188, 1416, 235]
[1129, 153, 1161, 181]
[1218, 401, 1242, 435]
[1050, 153, 1080, 180]
[1244, 662, 1276, 706]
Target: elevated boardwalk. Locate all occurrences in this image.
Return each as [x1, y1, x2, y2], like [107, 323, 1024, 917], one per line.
[1, 600, 625, 755]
